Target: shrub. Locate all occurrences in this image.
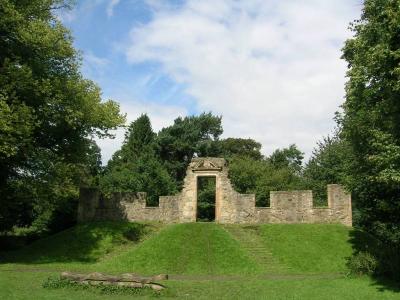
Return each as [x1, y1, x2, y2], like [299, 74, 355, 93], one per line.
[122, 223, 148, 242]
[347, 251, 378, 276]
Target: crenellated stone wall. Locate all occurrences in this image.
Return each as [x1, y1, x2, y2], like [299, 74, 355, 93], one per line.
[78, 191, 180, 223]
[78, 157, 352, 226]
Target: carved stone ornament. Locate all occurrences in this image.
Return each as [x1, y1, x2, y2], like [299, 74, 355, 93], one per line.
[192, 159, 222, 172]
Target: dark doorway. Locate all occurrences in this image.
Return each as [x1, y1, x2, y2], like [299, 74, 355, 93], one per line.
[196, 176, 216, 221]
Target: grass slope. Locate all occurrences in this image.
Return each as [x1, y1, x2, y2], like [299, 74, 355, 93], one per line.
[1, 222, 399, 299]
[0, 221, 160, 270]
[96, 222, 262, 275]
[258, 224, 354, 273]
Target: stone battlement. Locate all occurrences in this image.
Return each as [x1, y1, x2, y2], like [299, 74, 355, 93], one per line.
[78, 157, 352, 226]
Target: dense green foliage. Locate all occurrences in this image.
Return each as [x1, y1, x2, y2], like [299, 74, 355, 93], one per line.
[228, 146, 307, 206]
[347, 251, 378, 276]
[0, 0, 124, 232]
[303, 133, 351, 205]
[101, 113, 309, 208]
[268, 144, 304, 174]
[100, 115, 176, 205]
[99, 113, 223, 205]
[218, 137, 263, 160]
[341, 0, 400, 279]
[196, 177, 216, 221]
[157, 112, 223, 186]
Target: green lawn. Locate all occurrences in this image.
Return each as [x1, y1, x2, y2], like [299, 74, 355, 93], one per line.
[1, 222, 399, 299]
[259, 224, 354, 273]
[0, 270, 398, 300]
[96, 222, 261, 275]
[0, 221, 162, 271]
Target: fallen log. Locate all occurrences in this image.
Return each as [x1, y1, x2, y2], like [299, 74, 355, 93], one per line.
[79, 280, 165, 291]
[60, 272, 167, 291]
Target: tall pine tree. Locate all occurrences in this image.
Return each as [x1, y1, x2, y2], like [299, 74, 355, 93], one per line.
[101, 114, 176, 206]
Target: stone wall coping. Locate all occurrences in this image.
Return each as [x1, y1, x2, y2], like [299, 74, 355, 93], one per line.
[256, 206, 331, 210]
[312, 207, 330, 210]
[270, 190, 313, 194]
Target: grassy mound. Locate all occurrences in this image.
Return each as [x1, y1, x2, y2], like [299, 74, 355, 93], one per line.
[96, 222, 262, 275]
[94, 223, 356, 276]
[2, 222, 399, 299]
[1, 222, 360, 276]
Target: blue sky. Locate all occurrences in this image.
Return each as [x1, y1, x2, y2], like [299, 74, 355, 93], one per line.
[62, 1, 193, 110]
[60, 0, 362, 163]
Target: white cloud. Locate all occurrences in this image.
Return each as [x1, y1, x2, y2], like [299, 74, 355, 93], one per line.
[107, 0, 120, 17]
[83, 52, 110, 77]
[56, 9, 76, 23]
[96, 101, 187, 163]
[57, 0, 105, 23]
[126, 0, 362, 158]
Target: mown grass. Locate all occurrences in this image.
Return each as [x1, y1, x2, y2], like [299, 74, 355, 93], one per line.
[0, 221, 161, 271]
[96, 222, 262, 275]
[0, 271, 399, 300]
[258, 224, 354, 273]
[1, 222, 399, 299]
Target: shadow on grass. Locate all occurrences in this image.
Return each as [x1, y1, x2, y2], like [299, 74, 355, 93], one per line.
[348, 229, 400, 293]
[0, 222, 152, 265]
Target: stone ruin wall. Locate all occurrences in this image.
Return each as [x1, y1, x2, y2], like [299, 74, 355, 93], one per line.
[78, 157, 352, 226]
[78, 189, 180, 223]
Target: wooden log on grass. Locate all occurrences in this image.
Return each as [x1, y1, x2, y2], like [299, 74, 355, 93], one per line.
[60, 272, 167, 290]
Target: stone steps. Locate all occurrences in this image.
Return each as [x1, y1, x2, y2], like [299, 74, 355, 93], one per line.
[222, 225, 290, 273]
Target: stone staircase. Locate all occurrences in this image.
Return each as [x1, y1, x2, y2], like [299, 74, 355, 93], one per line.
[222, 225, 290, 274]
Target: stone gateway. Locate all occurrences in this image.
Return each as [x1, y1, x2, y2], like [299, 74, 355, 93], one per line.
[78, 157, 352, 226]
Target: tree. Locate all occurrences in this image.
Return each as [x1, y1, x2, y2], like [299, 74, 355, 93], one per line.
[341, 0, 400, 278]
[219, 138, 263, 160]
[123, 114, 155, 160]
[196, 177, 216, 221]
[100, 115, 176, 206]
[156, 112, 223, 187]
[268, 144, 304, 174]
[303, 133, 351, 206]
[107, 114, 155, 169]
[229, 156, 306, 206]
[0, 0, 125, 232]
